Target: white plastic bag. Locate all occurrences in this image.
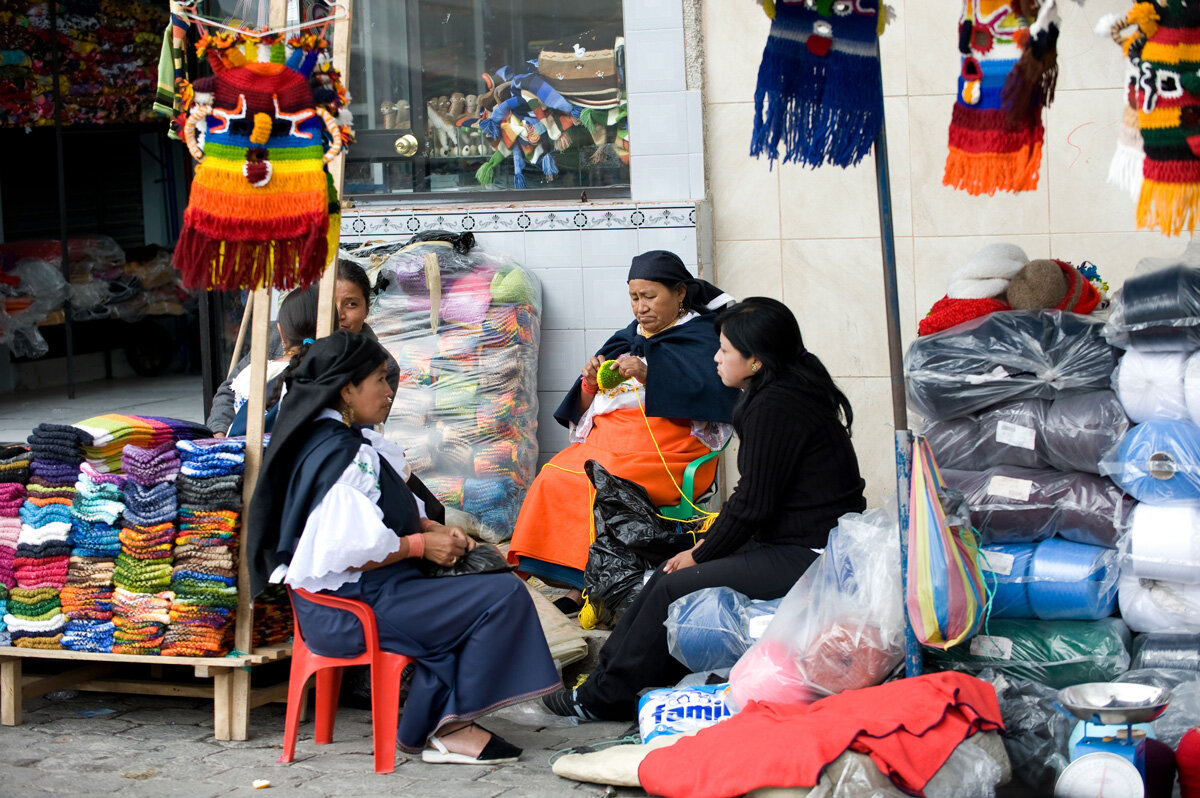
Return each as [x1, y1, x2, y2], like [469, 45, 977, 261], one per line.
[728, 506, 903, 710]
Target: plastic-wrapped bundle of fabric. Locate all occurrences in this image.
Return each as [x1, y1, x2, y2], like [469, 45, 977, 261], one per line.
[1104, 264, 1200, 352]
[942, 466, 1132, 548]
[1041, 391, 1130, 474]
[923, 416, 980, 470]
[357, 233, 542, 543]
[1126, 503, 1200, 584]
[665, 587, 781, 673]
[1118, 572, 1200, 633]
[1101, 420, 1200, 504]
[980, 544, 1036, 619]
[905, 310, 1118, 422]
[924, 617, 1131, 689]
[1131, 633, 1200, 671]
[1113, 350, 1190, 423]
[1025, 538, 1119, 621]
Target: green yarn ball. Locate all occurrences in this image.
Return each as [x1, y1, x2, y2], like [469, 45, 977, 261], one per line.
[490, 268, 536, 305]
[596, 360, 628, 391]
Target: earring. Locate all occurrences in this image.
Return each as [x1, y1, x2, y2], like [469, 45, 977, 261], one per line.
[676, 305, 686, 318]
[751, 363, 760, 372]
[341, 404, 356, 426]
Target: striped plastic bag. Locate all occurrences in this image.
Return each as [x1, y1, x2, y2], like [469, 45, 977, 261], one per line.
[905, 436, 987, 650]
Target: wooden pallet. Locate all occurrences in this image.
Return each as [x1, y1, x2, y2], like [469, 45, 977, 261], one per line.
[0, 644, 292, 740]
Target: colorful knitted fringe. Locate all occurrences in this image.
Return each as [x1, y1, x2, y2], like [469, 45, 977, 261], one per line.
[751, 0, 883, 168]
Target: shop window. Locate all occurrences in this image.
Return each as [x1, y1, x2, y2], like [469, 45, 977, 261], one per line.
[346, 0, 629, 200]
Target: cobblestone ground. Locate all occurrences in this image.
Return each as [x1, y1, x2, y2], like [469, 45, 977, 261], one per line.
[0, 690, 644, 797]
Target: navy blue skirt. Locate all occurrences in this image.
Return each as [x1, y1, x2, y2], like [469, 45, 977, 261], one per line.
[292, 560, 561, 751]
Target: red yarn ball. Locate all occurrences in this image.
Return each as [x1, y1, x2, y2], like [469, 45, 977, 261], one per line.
[1179, 727, 1200, 798]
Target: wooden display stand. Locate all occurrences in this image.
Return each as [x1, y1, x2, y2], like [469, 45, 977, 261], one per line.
[0, 0, 355, 740]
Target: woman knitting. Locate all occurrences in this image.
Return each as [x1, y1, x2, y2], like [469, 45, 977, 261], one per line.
[207, 260, 399, 434]
[507, 250, 740, 614]
[543, 297, 866, 721]
[246, 330, 560, 764]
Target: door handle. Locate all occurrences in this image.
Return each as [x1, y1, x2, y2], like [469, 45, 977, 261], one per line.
[393, 134, 419, 157]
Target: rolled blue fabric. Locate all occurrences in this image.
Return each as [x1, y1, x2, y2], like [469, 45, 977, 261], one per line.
[667, 587, 755, 673]
[1028, 538, 1119, 621]
[982, 544, 1036, 619]
[1101, 419, 1200, 504]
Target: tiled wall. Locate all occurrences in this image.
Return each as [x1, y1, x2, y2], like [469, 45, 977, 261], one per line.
[702, 0, 1194, 506]
[340, 204, 700, 468]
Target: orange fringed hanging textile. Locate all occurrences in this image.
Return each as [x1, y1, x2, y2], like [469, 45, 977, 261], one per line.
[1114, 1, 1200, 236]
[944, 1, 1062, 195]
[173, 33, 353, 291]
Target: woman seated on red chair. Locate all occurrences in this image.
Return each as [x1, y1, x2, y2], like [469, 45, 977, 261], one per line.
[507, 250, 740, 614]
[247, 330, 560, 766]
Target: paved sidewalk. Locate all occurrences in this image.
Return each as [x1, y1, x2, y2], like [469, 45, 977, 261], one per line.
[0, 690, 643, 797]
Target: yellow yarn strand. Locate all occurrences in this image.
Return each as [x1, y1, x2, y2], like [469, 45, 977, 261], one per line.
[634, 390, 719, 523]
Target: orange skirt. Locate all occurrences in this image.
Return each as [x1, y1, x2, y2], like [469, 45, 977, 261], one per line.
[507, 408, 716, 573]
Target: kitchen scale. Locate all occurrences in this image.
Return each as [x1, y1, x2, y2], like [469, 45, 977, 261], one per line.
[1054, 682, 1172, 797]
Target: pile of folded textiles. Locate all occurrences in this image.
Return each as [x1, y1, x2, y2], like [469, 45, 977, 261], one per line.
[0, 444, 30, 485]
[0, 584, 7, 646]
[5, 587, 65, 649]
[122, 441, 181, 487]
[61, 462, 126, 652]
[163, 438, 245, 657]
[74, 414, 210, 473]
[0, 476, 25, 595]
[112, 587, 173, 655]
[252, 584, 293, 648]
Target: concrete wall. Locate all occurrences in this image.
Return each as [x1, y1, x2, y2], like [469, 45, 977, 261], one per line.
[701, 0, 1192, 505]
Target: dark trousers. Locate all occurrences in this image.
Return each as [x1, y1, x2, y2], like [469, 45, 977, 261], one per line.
[576, 541, 819, 721]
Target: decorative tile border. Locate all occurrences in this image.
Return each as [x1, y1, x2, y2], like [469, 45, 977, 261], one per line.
[341, 203, 696, 241]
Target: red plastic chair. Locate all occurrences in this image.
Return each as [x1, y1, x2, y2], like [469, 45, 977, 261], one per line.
[280, 587, 414, 774]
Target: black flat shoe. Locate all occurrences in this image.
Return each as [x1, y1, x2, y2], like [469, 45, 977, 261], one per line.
[553, 596, 583, 617]
[542, 688, 599, 721]
[421, 723, 522, 765]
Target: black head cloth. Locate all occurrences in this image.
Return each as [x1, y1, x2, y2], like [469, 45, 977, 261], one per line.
[627, 250, 735, 314]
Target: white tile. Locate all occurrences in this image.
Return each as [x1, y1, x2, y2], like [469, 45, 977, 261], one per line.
[839, 376, 904, 507]
[781, 237, 916, 379]
[521, 229, 583, 270]
[705, 102, 780, 240]
[880, 0, 909, 98]
[911, 234, 1051, 328]
[631, 154, 692, 202]
[1057, 0, 1133, 91]
[472, 231, 526, 266]
[537, 329, 587, 392]
[702, 0, 772, 106]
[714, 240, 782, 301]
[625, 29, 687, 94]
[536, 390, 570, 453]
[1050, 233, 1194, 293]
[531, 268, 584, 330]
[582, 267, 634, 329]
[624, 0, 683, 33]
[637, 227, 698, 266]
[627, 92, 690, 156]
[580, 228, 642, 269]
[908, 95, 1051, 237]
[689, 152, 706, 201]
[685, 90, 704, 155]
[904, 0, 959, 97]
[1046, 88, 1138, 234]
[584, 328, 613, 356]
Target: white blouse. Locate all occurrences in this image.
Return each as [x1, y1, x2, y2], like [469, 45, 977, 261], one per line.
[270, 409, 426, 593]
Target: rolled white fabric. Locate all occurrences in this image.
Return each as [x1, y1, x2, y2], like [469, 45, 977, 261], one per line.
[1118, 572, 1200, 633]
[1185, 351, 1200, 427]
[1114, 350, 1189, 423]
[1129, 503, 1200, 584]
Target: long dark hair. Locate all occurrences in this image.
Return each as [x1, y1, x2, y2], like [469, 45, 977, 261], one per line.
[337, 259, 373, 305]
[267, 286, 319, 407]
[715, 297, 854, 435]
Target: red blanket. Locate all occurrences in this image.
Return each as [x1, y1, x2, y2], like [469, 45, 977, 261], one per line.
[639, 672, 1003, 798]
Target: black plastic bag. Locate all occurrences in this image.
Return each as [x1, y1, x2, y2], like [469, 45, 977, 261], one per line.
[419, 542, 514, 578]
[582, 460, 693, 628]
[979, 668, 1073, 793]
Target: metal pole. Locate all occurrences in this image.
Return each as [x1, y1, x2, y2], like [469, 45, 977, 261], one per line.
[872, 54, 921, 678]
[50, 0, 75, 400]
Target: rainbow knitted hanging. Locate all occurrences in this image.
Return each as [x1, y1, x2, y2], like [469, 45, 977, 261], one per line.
[1116, 1, 1200, 236]
[174, 34, 349, 291]
[751, 0, 884, 168]
[944, 1, 1061, 195]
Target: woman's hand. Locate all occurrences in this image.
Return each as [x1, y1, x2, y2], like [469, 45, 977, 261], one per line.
[662, 540, 702, 574]
[615, 355, 647, 383]
[420, 523, 475, 566]
[581, 355, 604, 389]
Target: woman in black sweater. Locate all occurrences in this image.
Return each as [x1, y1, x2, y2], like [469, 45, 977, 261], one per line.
[545, 296, 866, 721]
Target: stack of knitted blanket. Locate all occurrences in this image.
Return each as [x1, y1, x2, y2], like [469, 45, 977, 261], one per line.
[62, 463, 125, 652]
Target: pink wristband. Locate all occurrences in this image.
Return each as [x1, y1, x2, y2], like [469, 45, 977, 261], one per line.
[405, 533, 425, 559]
[581, 379, 598, 395]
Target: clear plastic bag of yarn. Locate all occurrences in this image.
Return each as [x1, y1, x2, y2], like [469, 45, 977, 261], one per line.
[904, 310, 1118, 422]
[0, 257, 70, 359]
[941, 465, 1133, 548]
[727, 505, 903, 711]
[1103, 259, 1200, 352]
[664, 587, 782, 673]
[349, 232, 541, 543]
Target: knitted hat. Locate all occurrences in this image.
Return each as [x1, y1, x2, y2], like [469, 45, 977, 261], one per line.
[1006, 259, 1100, 315]
[946, 243, 1030, 299]
[918, 295, 1011, 337]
